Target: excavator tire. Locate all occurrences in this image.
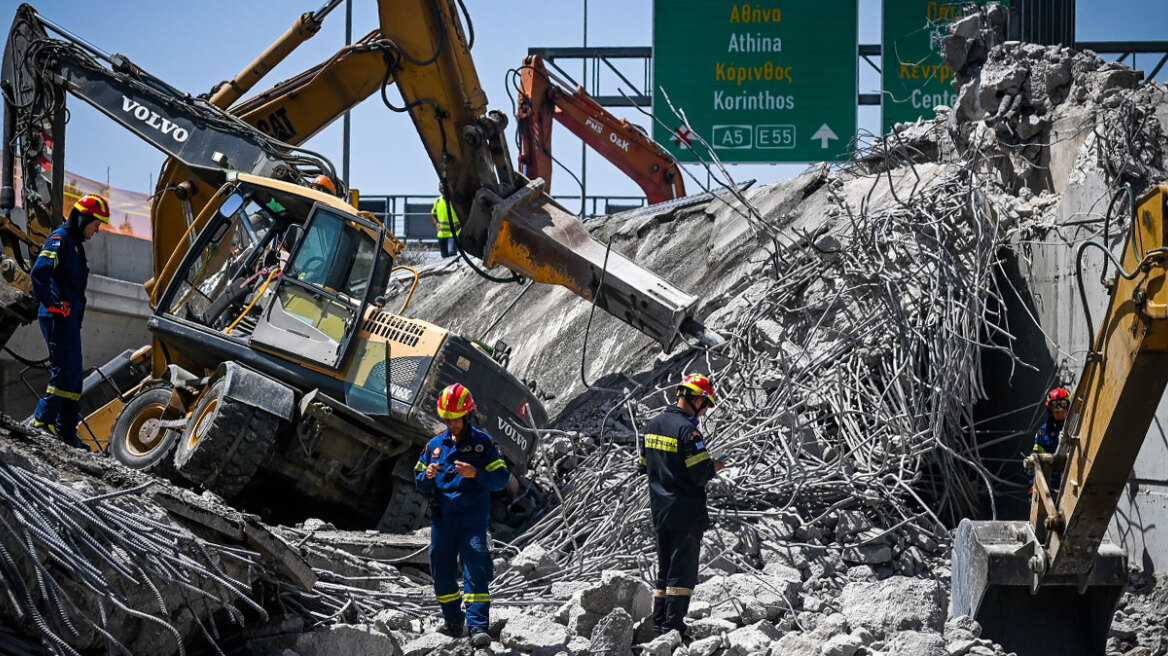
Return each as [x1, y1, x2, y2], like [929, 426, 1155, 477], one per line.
[108, 386, 182, 479]
[377, 470, 430, 533]
[174, 380, 278, 499]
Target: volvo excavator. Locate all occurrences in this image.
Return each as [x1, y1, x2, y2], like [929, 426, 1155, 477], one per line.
[0, 1, 718, 530]
[515, 54, 685, 205]
[952, 185, 1168, 655]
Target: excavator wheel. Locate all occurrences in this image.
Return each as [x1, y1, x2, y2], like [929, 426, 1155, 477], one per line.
[108, 386, 182, 479]
[376, 459, 430, 533]
[174, 379, 278, 499]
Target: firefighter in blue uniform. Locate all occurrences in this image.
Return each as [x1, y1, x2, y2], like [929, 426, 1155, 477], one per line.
[639, 373, 724, 638]
[1029, 386, 1070, 493]
[415, 383, 509, 649]
[30, 194, 109, 450]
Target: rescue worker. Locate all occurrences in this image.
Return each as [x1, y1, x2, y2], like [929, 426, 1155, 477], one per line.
[309, 174, 337, 195]
[414, 383, 509, 648]
[639, 373, 725, 638]
[430, 182, 460, 258]
[1030, 386, 1070, 493]
[30, 194, 109, 450]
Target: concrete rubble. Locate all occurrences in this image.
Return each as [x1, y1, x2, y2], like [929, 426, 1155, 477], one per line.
[4, 5, 1168, 655]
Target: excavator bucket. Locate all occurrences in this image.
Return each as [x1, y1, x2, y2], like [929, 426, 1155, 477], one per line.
[951, 520, 1127, 656]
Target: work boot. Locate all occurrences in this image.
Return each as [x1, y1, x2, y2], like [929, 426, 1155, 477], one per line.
[652, 593, 667, 635]
[664, 595, 692, 640]
[64, 435, 92, 453]
[440, 618, 464, 638]
[469, 627, 491, 648]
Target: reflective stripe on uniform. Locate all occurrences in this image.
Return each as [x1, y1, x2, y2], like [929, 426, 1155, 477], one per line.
[38, 250, 58, 267]
[46, 385, 80, 401]
[464, 592, 491, 603]
[485, 459, 507, 472]
[33, 420, 57, 435]
[645, 433, 678, 452]
[437, 591, 463, 604]
[653, 589, 666, 598]
[638, 455, 647, 466]
[415, 460, 427, 471]
[665, 586, 693, 596]
[685, 451, 710, 468]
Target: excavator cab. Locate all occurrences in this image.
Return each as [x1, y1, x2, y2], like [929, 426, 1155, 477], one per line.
[156, 174, 397, 372]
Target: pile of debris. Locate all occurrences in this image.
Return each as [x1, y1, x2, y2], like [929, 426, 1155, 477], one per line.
[4, 5, 1168, 655]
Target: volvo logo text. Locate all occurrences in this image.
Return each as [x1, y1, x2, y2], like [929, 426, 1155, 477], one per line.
[121, 96, 189, 143]
[497, 416, 529, 452]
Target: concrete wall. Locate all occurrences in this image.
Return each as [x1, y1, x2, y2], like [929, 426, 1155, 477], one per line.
[86, 231, 152, 283]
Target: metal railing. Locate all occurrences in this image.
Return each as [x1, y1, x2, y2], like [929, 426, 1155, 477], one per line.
[357, 193, 652, 242]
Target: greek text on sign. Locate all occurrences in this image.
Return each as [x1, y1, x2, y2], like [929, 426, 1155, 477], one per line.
[654, 0, 858, 163]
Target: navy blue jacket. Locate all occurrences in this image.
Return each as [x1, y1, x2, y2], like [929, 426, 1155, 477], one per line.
[640, 405, 717, 531]
[415, 426, 510, 526]
[31, 226, 89, 324]
[1031, 418, 1064, 488]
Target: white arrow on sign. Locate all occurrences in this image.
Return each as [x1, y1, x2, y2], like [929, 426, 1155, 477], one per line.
[811, 124, 839, 149]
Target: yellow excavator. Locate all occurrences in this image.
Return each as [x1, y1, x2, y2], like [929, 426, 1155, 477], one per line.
[953, 185, 1168, 655]
[0, 1, 715, 530]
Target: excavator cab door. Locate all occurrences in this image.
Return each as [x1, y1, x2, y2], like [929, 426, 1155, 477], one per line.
[248, 205, 390, 370]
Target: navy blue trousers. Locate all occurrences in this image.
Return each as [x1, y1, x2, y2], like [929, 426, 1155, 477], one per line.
[430, 517, 493, 629]
[653, 526, 703, 634]
[33, 315, 83, 443]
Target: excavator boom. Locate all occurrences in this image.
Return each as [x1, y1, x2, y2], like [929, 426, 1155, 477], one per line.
[377, 0, 713, 349]
[516, 54, 684, 205]
[0, 3, 334, 348]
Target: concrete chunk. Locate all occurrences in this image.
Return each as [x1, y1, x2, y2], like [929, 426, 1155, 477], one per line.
[840, 578, 946, 637]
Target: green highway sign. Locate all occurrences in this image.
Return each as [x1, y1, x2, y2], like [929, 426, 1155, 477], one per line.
[883, 0, 1010, 131]
[653, 1, 859, 163]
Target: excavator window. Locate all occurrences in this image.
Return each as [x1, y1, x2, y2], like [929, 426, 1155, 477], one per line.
[164, 191, 280, 334]
[285, 208, 378, 300]
[247, 204, 389, 371]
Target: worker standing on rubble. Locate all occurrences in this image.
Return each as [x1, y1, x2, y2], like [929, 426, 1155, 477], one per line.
[1029, 386, 1071, 493]
[430, 181, 460, 258]
[30, 194, 110, 450]
[415, 383, 509, 649]
[639, 374, 725, 639]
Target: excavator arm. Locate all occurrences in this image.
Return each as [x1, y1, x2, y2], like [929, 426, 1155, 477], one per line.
[516, 54, 684, 205]
[952, 186, 1168, 655]
[0, 3, 336, 346]
[376, 1, 714, 349]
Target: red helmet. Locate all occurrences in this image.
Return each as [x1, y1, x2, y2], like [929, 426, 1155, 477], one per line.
[73, 194, 110, 224]
[1046, 387, 1070, 411]
[311, 175, 337, 195]
[437, 383, 476, 420]
[677, 373, 717, 405]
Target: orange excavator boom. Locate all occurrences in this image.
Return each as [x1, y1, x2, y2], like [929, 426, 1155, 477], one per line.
[516, 54, 684, 205]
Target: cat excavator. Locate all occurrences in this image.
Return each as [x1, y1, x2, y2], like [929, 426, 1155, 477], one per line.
[952, 185, 1168, 655]
[0, 1, 718, 530]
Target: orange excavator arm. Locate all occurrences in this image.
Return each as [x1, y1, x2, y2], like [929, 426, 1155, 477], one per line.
[516, 54, 684, 205]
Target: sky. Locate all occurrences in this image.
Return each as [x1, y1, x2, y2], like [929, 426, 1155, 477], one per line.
[3, 0, 1166, 205]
